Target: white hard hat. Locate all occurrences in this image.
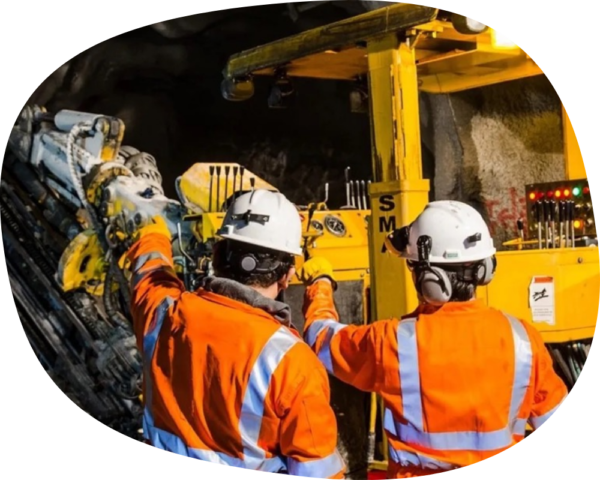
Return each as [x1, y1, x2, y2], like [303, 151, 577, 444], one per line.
[217, 189, 303, 256]
[403, 201, 496, 263]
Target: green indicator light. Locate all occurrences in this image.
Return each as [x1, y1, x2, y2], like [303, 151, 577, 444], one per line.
[573, 186, 581, 196]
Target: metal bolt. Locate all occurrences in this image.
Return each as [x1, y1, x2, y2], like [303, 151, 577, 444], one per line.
[578, 257, 583, 264]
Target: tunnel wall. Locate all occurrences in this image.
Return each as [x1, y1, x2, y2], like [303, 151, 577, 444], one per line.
[420, 75, 565, 246]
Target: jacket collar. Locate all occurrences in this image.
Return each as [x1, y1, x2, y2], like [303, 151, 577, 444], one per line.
[403, 298, 487, 319]
[199, 276, 293, 328]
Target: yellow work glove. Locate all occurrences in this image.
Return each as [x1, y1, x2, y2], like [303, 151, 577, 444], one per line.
[132, 215, 172, 243]
[298, 257, 337, 290]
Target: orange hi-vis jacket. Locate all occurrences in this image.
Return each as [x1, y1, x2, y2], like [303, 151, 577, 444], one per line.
[303, 280, 568, 478]
[126, 232, 345, 478]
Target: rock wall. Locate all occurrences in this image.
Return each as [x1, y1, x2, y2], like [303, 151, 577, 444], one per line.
[420, 75, 565, 246]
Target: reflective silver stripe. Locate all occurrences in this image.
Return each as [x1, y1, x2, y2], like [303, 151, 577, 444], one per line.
[144, 412, 287, 472]
[134, 251, 171, 273]
[397, 319, 423, 430]
[287, 450, 345, 478]
[388, 444, 458, 470]
[385, 413, 513, 451]
[506, 314, 533, 426]
[529, 397, 566, 430]
[141, 303, 294, 472]
[304, 319, 347, 375]
[391, 313, 533, 451]
[240, 326, 299, 469]
[143, 297, 336, 478]
[132, 251, 175, 289]
[142, 297, 175, 427]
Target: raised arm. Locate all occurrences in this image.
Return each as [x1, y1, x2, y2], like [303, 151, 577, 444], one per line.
[299, 257, 389, 393]
[124, 217, 185, 343]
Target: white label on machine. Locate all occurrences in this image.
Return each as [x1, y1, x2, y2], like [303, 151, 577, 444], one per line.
[528, 276, 555, 325]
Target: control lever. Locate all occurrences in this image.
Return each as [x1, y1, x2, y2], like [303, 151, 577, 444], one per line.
[239, 166, 245, 193]
[344, 167, 351, 207]
[517, 218, 524, 248]
[543, 200, 550, 249]
[361, 180, 367, 211]
[223, 166, 231, 211]
[232, 166, 239, 196]
[569, 201, 576, 248]
[549, 199, 556, 248]
[215, 166, 222, 212]
[354, 181, 361, 209]
[208, 166, 215, 212]
[558, 201, 565, 248]
[535, 200, 542, 249]
[349, 180, 356, 208]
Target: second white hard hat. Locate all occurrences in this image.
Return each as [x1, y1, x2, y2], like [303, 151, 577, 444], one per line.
[403, 200, 496, 263]
[217, 189, 303, 256]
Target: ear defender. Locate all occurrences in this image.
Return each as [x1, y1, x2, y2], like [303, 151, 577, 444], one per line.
[410, 234, 453, 306]
[416, 266, 453, 306]
[239, 254, 258, 272]
[476, 255, 497, 286]
[237, 251, 283, 274]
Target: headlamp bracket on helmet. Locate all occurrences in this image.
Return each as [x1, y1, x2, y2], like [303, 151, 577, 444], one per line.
[231, 209, 270, 226]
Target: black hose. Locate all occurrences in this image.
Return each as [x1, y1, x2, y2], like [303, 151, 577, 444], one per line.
[0, 201, 57, 278]
[549, 345, 574, 388]
[3, 154, 80, 239]
[573, 342, 588, 368]
[102, 264, 131, 331]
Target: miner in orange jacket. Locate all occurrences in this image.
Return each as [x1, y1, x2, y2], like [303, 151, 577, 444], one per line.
[125, 189, 344, 478]
[298, 201, 568, 478]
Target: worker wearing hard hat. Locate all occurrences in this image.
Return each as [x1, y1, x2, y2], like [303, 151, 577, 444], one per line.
[125, 189, 345, 478]
[299, 200, 568, 478]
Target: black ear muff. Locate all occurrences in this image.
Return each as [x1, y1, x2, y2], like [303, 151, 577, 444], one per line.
[417, 266, 452, 306]
[239, 254, 258, 272]
[477, 256, 496, 286]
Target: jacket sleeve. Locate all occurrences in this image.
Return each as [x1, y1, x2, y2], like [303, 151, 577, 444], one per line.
[125, 232, 185, 344]
[526, 326, 569, 430]
[278, 344, 345, 479]
[302, 279, 385, 392]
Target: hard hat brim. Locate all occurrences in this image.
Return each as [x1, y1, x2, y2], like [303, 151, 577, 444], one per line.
[218, 231, 303, 256]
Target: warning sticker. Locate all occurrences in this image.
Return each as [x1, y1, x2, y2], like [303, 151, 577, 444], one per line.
[528, 276, 555, 325]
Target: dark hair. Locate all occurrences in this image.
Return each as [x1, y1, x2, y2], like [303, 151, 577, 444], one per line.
[212, 240, 295, 288]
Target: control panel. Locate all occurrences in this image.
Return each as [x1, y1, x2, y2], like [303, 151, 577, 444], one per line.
[525, 178, 595, 248]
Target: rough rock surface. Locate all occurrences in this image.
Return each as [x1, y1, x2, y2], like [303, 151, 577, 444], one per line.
[420, 75, 564, 245]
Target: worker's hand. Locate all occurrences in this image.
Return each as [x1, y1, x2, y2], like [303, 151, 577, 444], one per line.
[298, 257, 337, 290]
[132, 215, 172, 243]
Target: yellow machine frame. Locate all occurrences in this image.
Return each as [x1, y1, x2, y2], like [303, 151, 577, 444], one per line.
[222, 3, 598, 472]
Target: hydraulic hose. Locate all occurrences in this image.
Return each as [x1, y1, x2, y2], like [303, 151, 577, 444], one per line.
[103, 261, 131, 331]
